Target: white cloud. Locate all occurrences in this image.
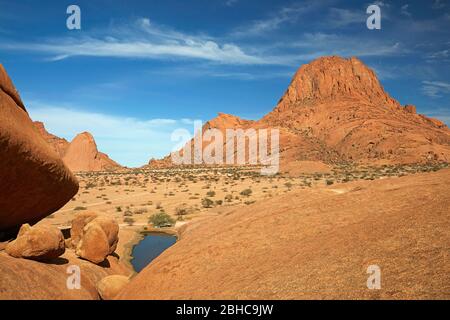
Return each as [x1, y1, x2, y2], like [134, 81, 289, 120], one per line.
[400, 4, 412, 17]
[0, 17, 275, 65]
[421, 81, 450, 98]
[27, 101, 197, 167]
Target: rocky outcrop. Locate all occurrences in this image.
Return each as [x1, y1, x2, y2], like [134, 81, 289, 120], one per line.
[0, 211, 127, 299]
[261, 56, 450, 165]
[0, 64, 79, 234]
[97, 275, 129, 300]
[149, 56, 450, 169]
[5, 224, 65, 261]
[33, 121, 70, 157]
[63, 132, 121, 172]
[273, 56, 400, 110]
[72, 212, 119, 264]
[33, 122, 122, 172]
[0, 250, 127, 300]
[118, 169, 450, 299]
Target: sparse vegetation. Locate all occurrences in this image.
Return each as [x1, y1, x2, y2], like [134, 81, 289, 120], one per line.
[201, 197, 214, 208]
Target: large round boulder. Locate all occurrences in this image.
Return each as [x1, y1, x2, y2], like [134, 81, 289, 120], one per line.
[5, 224, 65, 261]
[0, 64, 79, 234]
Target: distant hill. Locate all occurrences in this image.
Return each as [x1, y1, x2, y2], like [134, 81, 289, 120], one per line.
[33, 122, 122, 172]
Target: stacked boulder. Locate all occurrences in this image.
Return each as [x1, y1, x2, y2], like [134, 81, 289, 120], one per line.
[71, 212, 119, 264]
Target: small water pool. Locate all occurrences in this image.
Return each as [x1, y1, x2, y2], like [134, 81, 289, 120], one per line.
[130, 233, 177, 273]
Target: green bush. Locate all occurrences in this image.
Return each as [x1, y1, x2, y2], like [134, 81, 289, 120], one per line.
[149, 212, 175, 228]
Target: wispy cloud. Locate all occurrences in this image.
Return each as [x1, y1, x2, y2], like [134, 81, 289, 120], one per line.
[27, 101, 197, 167]
[400, 4, 412, 17]
[421, 81, 450, 98]
[427, 49, 450, 61]
[230, 1, 324, 38]
[0, 17, 277, 65]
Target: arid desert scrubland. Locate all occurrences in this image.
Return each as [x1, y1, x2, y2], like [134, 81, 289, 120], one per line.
[1, 55, 450, 300]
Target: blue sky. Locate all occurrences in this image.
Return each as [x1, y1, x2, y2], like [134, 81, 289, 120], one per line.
[0, 0, 449, 167]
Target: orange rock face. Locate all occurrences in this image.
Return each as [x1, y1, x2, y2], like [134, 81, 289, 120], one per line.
[0, 64, 79, 233]
[63, 132, 121, 172]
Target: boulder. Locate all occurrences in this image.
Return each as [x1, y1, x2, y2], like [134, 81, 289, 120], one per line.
[0, 64, 79, 233]
[75, 215, 119, 264]
[5, 224, 65, 261]
[97, 275, 129, 300]
[89, 216, 119, 254]
[71, 211, 99, 248]
[76, 223, 110, 264]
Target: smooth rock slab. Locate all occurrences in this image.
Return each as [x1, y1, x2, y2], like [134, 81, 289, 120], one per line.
[97, 275, 129, 300]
